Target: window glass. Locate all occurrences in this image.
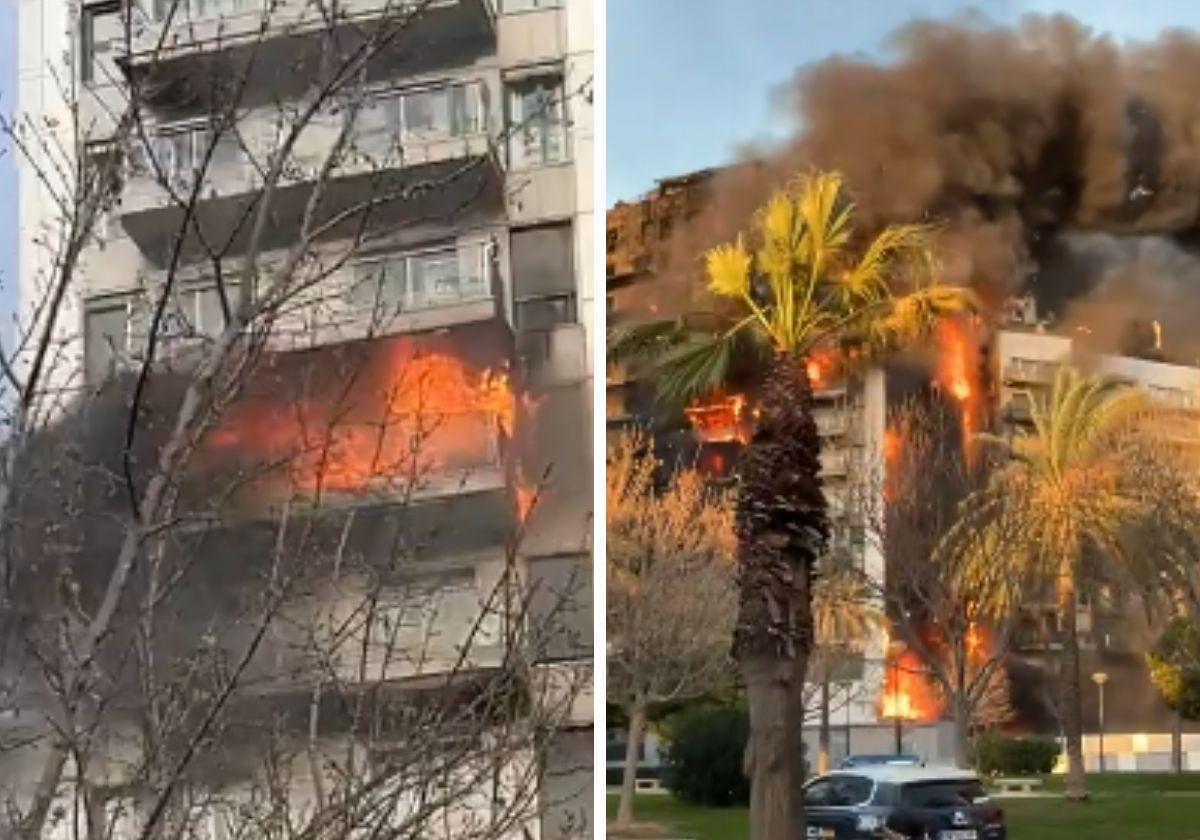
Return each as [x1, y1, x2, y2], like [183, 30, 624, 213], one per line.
[349, 258, 406, 316]
[501, 0, 564, 10]
[402, 88, 450, 138]
[411, 250, 461, 305]
[85, 306, 128, 384]
[507, 76, 567, 168]
[82, 4, 121, 85]
[900, 780, 987, 808]
[804, 775, 873, 807]
[458, 245, 487, 298]
[511, 223, 573, 297]
[196, 283, 238, 336]
[516, 295, 576, 331]
[210, 129, 242, 169]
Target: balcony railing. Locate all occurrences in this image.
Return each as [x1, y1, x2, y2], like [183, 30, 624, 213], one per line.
[128, 0, 496, 60]
[122, 79, 490, 211]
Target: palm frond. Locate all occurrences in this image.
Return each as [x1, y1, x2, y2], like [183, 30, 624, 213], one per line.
[796, 171, 853, 269]
[706, 237, 753, 301]
[650, 331, 739, 407]
[862, 285, 980, 355]
[607, 319, 689, 367]
[840, 223, 938, 306]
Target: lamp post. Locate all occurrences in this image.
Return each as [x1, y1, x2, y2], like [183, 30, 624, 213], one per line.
[843, 682, 853, 760]
[892, 656, 903, 755]
[1092, 671, 1109, 773]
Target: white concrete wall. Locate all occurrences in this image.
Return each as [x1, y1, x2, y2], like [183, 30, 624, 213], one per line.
[17, 0, 85, 408]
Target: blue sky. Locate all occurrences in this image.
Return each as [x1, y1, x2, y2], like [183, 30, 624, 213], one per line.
[607, 0, 1200, 204]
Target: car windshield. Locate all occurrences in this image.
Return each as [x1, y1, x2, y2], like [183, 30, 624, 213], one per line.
[900, 780, 987, 808]
[805, 775, 874, 807]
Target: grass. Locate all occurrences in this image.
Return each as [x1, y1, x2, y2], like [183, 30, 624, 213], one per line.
[606, 774, 1200, 839]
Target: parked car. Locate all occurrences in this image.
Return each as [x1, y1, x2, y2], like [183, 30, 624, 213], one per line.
[840, 754, 924, 769]
[803, 765, 1006, 839]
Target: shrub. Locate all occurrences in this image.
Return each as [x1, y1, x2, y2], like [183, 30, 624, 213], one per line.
[660, 702, 750, 807]
[971, 732, 1060, 776]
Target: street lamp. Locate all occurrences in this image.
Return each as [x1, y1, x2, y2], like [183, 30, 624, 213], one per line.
[885, 641, 908, 755]
[1092, 671, 1109, 773]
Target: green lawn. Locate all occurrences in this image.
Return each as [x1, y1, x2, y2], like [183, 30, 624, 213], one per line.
[606, 774, 1200, 839]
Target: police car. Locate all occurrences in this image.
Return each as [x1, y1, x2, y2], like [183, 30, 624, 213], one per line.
[802, 764, 1006, 839]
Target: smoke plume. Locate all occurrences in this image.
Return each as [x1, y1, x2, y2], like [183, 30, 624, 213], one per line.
[663, 13, 1200, 355]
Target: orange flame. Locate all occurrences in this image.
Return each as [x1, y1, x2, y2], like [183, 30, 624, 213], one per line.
[806, 348, 840, 390]
[878, 649, 941, 723]
[935, 320, 984, 461]
[684, 394, 751, 444]
[206, 344, 515, 495]
[515, 481, 537, 523]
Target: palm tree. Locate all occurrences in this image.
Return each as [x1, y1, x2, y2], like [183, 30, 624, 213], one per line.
[811, 564, 882, 773]
[610, 171, 975, 838]
[952, 368, 1150, 799]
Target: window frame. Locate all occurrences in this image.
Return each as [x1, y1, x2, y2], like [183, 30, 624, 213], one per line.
[347, 241, 490, 317]
[499, 0, 564, 12]
[505, 72, 569, 169]
[81, 2, 122, 86]
[355, 80, 488, 150]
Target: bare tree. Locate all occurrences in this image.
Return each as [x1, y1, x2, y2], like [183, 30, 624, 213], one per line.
[1, 1, 594, 837]
[808, 559, 882, 774]
[869, 399, 1028, 768]
[606, 431, 736, 830]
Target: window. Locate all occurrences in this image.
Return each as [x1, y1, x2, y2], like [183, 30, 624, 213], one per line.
[348, 245, 488, 317]
[500, 0, 563, 11]
[356, 83, 484, 152]
[900, 780, 987, 808]
[153, 0, 251, 22]
[131, 125, 243, 190]
[511, 223, 575, 330]
[81, 3, 121, 85]
[401, 84, 482, 140]
[159, 282, 240, 351]
[85, 303, 131, 384]
[803, 775, 874, 808]
[506, 74, 568, 169]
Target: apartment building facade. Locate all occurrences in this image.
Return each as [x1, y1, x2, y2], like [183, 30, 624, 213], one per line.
[606, 172, 891, 735]
[994, 311, 1200, 749]
[13, 1, 592, 836]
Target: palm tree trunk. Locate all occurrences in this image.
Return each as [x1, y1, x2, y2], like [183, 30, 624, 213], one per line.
[818, 674, 831, 774]
[734, 352, 828, 840]
[744, 656, 804, 840]
[615, 698, 648, 829]
[1058, 575, 1088, 800]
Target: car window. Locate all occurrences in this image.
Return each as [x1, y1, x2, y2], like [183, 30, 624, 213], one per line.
[805, 775, 873, 806]
[900, 780, 987, 807]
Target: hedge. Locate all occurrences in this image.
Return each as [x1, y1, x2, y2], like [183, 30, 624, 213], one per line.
[972, 732, 1060, 776]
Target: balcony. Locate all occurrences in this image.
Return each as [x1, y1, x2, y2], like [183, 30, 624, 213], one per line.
[819, 449, 850, 478]
[272, 239, 503, 349]
[122, 0, 497, 98]
[117, 79, 501, 259]
[1003, 358, 1059, 386]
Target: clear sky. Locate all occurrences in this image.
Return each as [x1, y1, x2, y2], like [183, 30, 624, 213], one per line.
[607, 0, 1200, 204]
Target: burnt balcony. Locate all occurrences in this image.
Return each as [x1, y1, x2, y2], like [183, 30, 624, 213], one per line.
[121, 0, 497, 108]
[116, 78, 502, 261]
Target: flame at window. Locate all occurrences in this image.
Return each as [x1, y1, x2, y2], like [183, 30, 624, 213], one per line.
[684, 394, 751, 445]
[204, 339, 516, 495]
